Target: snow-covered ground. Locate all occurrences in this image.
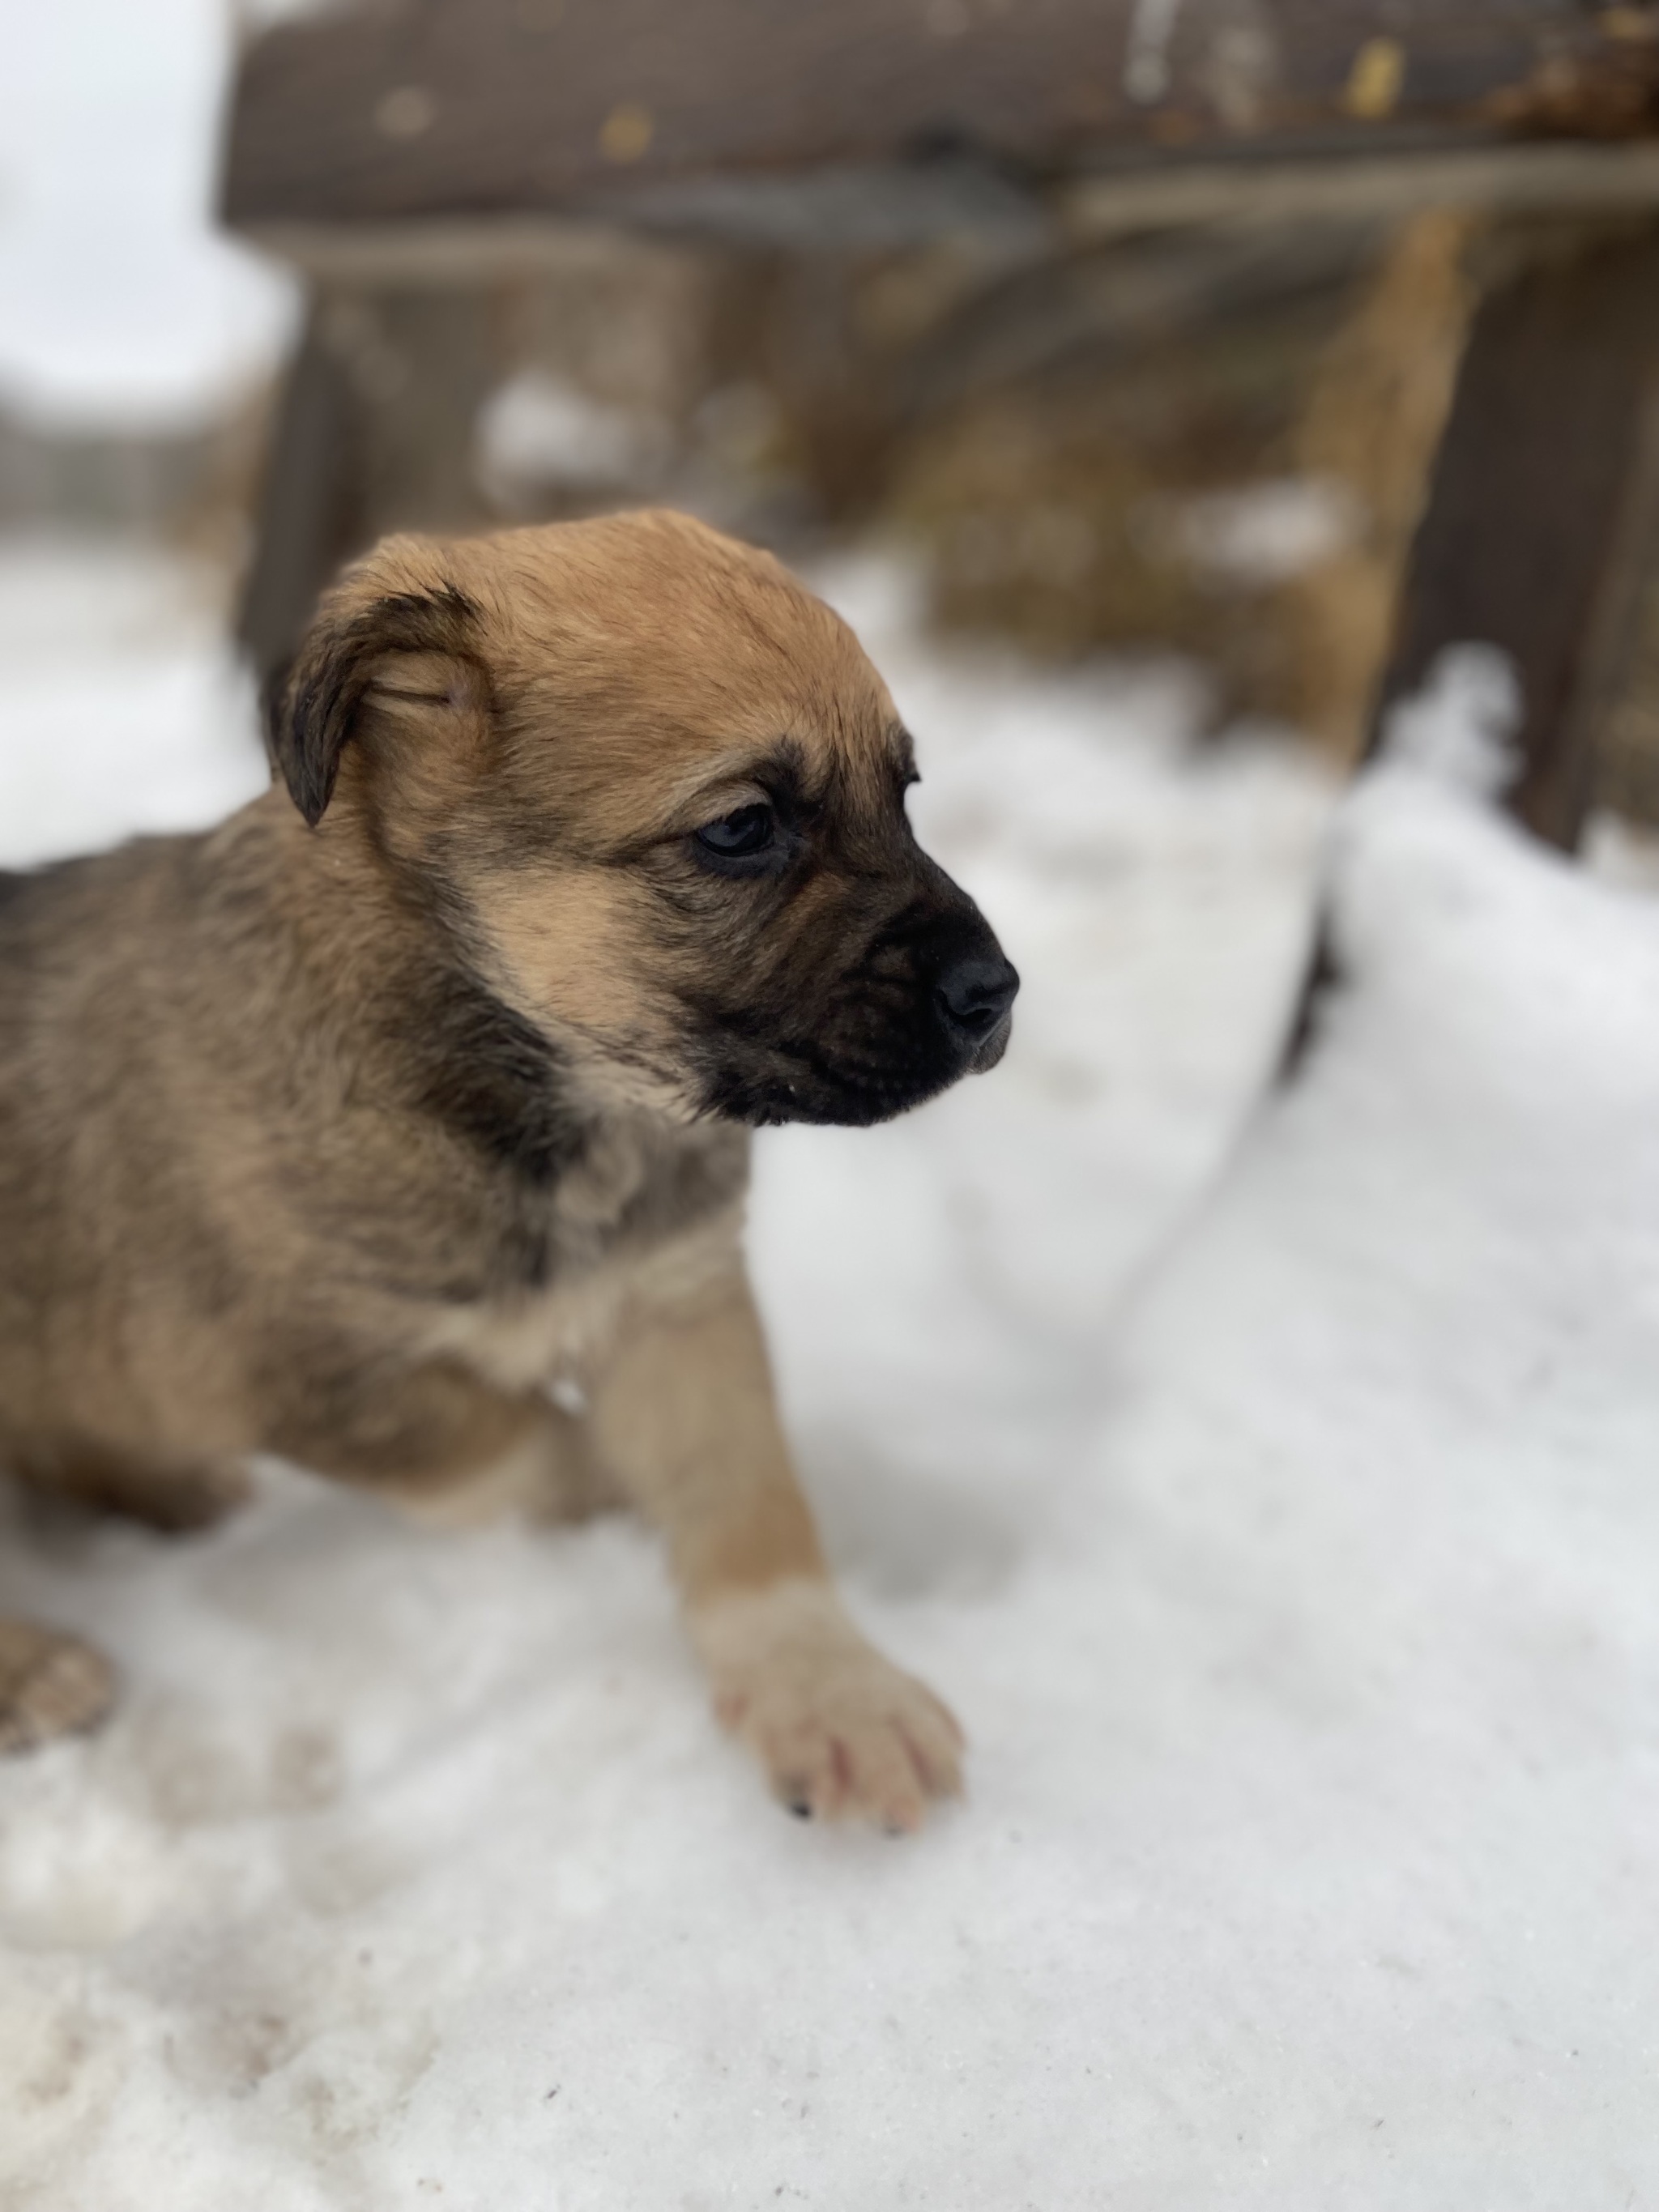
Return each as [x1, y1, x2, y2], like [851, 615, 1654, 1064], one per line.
[5, 538, 1659, 2206]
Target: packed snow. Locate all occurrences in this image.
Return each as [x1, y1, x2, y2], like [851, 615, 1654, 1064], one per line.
[4, 538, 1657, 2206]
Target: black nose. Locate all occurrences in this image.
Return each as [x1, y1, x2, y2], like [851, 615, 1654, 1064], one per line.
[936, 952, 1019, 1042]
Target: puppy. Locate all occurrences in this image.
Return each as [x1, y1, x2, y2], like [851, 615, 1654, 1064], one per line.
[0, 510, 1017, 1831]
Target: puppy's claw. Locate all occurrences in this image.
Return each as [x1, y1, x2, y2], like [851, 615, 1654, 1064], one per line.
[694, 1583, 965, 1834]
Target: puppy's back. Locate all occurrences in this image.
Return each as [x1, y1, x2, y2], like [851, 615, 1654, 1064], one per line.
[0, 836, 228, 1442]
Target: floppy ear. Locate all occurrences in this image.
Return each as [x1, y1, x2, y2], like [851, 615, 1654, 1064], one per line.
[264, 578, 484, 827]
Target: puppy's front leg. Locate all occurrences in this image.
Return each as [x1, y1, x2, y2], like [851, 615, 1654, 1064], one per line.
[588, 1263, 962, 1831]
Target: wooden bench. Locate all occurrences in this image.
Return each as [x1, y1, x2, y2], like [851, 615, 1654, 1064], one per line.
[222, 0, 1659, 851]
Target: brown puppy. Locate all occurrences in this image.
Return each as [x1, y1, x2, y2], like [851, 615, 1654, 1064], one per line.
[0, 510, 1017, 1831]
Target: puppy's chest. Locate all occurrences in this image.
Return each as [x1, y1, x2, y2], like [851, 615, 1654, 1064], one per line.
[435, 1115, 748, 1391]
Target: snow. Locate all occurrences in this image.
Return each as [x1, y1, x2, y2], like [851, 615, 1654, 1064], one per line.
[1154, 475, 1363, 588]
[0, 539, 267, 863]
[475, 371, 675, 505]
[5, 534, 1659, 2206]
[0, 0, 294, 430]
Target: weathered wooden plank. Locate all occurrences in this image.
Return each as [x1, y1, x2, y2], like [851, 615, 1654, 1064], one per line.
[222, 0, 1659, 232]
[234, 140, 1659, 273]
[237, 312, 365, 684]
[1371, 218, 1659, 849]
[1282, 213, 1659, 1076]
[238, 283, 518, 679]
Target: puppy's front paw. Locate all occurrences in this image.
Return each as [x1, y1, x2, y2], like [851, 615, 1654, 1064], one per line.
[0, 1620, 116, 1754]
[692, 1581, 963, 1833]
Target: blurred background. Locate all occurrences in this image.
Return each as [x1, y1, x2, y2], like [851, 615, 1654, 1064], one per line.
[6, 0, 1659, 850]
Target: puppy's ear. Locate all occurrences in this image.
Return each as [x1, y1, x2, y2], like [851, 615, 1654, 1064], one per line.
[265, 576, 484, 827]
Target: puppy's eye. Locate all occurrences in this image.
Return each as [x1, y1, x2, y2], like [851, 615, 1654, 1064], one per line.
[693, 803, 777, 865]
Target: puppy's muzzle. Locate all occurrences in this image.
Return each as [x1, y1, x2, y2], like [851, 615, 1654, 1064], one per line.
[935, 950, 1019, 1074]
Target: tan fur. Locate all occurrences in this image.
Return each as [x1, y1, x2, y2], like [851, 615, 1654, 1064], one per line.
[0, 1621, 115, 1754]
[0, 509, 1017, 1827]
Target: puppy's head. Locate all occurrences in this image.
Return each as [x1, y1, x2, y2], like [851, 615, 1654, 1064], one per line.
[266, 510, 1017, 1126]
